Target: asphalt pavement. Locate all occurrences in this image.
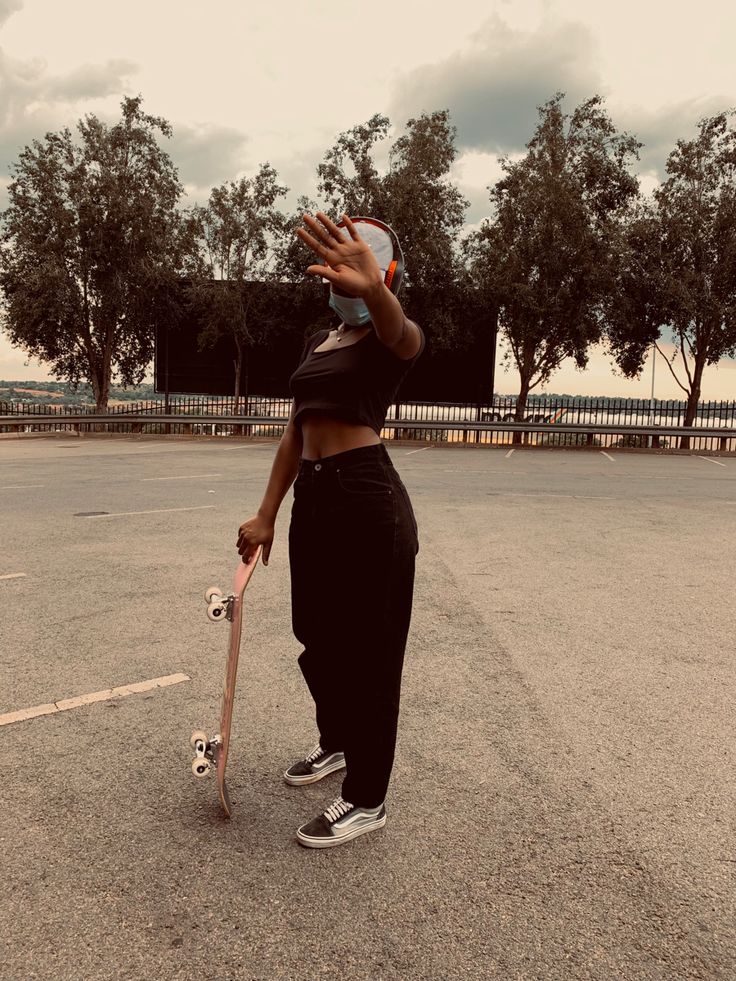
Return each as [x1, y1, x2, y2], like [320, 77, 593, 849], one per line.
[1, 435, 734, 981]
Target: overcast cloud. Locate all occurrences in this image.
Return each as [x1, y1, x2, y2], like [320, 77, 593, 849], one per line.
[0, 7, 251, 206]
[1, 0, 734, 393]
[619, 97, 735, 176]
[0, 0, 21, 26]
[0, 45, 139, 187]
[390, 16, 603, 156]
[167, 123, 251, 201]
[390, 14, 734, 182]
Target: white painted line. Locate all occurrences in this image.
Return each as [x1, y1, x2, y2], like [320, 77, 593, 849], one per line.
[0, 673, 191, 727]
[574, 496, 618, 501]
[221, 444, 267, 451]
[505, 492, 570, 499]
[505, 449, 515, 458]
[698, 456, 726, 468]
[441, 468, 529, 475]
[141, 473, 222, 481]
[0, 573, 27, 581]
[84, 506, 216, 518]
[0, 484, 45, 490]
[600, 451, 615, 462]
[405, 446, 433, 455]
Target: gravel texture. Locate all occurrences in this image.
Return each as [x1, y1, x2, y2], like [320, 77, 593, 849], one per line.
[0, 436, 734, 981]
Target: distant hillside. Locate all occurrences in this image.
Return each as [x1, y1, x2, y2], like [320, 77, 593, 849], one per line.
[0, 380, 161, 406]
[0, 380, 702, 410]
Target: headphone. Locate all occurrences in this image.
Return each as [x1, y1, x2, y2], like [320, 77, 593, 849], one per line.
[337, 216, 405, 295]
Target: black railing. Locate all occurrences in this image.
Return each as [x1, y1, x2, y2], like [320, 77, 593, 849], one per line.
[2, 396, 735, 451]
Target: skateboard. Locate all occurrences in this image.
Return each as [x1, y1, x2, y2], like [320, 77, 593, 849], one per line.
[190, 545, 262, 817]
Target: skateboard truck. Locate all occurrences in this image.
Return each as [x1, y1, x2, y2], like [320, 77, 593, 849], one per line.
[190, 730, 222, 777]
[204, 586, 236, 623]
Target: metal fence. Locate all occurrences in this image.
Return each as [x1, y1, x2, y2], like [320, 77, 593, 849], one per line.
[2, 395, 735, 452]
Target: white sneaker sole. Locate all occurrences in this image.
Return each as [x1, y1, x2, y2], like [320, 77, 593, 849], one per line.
[283, 756, 346, 786]
[296, 814, 387, 848]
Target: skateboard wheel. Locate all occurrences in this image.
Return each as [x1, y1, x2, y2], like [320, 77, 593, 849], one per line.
[205, 586, 222, 603]
[192, 757, 211, 778]
[207, 602, 227, 623]
[190, 729, 208, 750]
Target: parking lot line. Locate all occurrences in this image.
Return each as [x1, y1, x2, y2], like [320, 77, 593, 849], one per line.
[505, 449, 515, 458]
[221, 444, 269, 451]
[698, 456, 727, 468]
[83, 506, 216, 518]
[0, 573, 26, 581]
[600, 451, 615, 462]
[0, 673, 191, 727]
[0, 484, 45, 490]
[141, 474, 222, 481]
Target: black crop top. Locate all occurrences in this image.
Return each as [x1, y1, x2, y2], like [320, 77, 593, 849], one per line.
[288, 324, 426, 434]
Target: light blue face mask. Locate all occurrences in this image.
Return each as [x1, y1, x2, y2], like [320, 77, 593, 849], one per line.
[329, 291, 372, 326]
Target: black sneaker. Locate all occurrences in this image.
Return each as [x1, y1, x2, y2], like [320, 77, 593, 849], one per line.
[296, 796, 387, 849]
[283, 743, 346, 786]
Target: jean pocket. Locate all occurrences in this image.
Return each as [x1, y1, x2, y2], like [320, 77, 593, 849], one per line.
[335, 463, 394, 497]
[293, 473, 310, 499]
[395, 479, 418, 541]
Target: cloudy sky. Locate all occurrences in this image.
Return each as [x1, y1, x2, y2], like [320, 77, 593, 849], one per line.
[1, 0, 735, 398]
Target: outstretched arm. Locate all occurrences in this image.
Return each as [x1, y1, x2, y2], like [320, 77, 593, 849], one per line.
[296, 212, 422, 360]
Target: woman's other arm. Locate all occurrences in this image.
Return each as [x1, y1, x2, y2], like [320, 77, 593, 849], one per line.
[236, 400, 302, 566]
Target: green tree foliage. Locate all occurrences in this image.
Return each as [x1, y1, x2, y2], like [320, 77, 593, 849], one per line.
[607, 111, 736, 445]
[0, 96, 182, 410]
[180, 165, 289, 404]
[466, 94, 641, 434]
[603, 200, 664, 376]
[276, 194, 335, 341]
[316, 110, 469, 345]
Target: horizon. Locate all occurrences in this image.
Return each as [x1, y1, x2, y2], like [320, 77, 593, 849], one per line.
[1, 339, 735, 402]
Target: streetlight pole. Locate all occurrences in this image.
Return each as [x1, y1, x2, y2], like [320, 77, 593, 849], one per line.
[649, 341, 656, 447]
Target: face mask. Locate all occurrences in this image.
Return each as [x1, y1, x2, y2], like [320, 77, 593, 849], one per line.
[329, 291, 372, 326]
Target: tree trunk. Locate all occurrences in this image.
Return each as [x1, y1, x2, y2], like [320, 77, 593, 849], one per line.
[83, 328, 109, 413]
[233, 337, 244, 436]
[233, 336, 243, 414]
[90, 364, 110, 413]
[679, 356, 705, 450]
[513, 375, 532, 445]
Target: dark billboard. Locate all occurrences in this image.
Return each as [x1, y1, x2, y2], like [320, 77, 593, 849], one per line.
[154, 281, 495, 403]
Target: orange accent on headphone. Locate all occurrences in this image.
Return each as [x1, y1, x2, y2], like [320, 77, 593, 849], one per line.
[385, 260, 398, 290]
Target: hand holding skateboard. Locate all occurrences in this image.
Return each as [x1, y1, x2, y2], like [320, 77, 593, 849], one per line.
[237, 514, 273, 566]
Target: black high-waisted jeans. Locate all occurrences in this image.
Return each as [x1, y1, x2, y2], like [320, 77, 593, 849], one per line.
[288, 442, 419, 808]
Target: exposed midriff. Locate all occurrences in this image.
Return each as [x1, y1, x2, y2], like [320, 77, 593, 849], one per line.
[298, 408, 381, 461]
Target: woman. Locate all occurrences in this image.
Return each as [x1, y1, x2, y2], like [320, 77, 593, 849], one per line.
[236, 212, 425, 848]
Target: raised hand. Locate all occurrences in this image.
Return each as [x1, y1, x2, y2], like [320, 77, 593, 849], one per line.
[296, 212, 384, 298]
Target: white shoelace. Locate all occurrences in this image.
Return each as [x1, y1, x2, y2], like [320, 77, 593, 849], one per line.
[305, 743, 324, 765]
[323, 796, 354, 824]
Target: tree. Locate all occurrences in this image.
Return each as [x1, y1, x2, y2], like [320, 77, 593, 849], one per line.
[317, 114, 390, 217]
[316, 110, 470, 346]
[603, 200, 664, 378]
[0, 96, 182, 410]
[607, 112, 736, 447]
[466, 93, 641, 437]
[276, 194, 336, 343]
[181, 165, 289, 406]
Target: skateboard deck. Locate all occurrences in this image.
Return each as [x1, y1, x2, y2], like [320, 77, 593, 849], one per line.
[190, 545, 262, 817]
